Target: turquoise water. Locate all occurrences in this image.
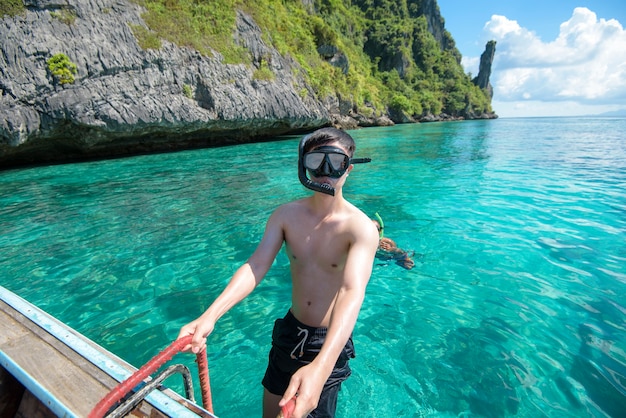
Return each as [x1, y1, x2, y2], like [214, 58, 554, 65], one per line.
[1, 118, 625, 417]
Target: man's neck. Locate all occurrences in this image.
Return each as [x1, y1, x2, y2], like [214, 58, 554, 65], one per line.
[309, 190, 345, 214]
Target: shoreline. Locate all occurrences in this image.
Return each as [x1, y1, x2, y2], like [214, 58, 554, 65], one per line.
[0, 113, 498, 171]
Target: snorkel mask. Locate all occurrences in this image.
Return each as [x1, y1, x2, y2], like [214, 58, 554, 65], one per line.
[298, 134, 371, 196]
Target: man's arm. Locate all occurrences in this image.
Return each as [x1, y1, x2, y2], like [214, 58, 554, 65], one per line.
[178, 207, 286, 353]
[279, 219, 379, 416]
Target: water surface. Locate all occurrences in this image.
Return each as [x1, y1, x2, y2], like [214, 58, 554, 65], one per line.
[1, 117, 625, 417]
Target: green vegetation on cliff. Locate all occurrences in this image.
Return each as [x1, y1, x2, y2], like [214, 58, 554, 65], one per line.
[0, 0, 25, 17]
[132, 0, 493, 118]
[47, 53, 78, 85]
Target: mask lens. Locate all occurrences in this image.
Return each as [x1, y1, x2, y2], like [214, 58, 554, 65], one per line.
[304, 153, 325, 171]
[303, 149, 350, 178]
[327, 153, 348, 171]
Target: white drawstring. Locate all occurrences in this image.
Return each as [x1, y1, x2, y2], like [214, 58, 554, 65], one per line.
[290, 327, 309, 359]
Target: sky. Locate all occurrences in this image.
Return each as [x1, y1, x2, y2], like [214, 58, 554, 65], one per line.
[437, 1, 626, 117]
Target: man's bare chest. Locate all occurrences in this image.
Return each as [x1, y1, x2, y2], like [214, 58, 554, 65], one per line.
[284, 227, 350, 269]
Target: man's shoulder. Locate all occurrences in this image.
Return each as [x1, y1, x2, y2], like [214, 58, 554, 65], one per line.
[343, 201, 371, 222]
[270, 198, 310, 220]
[343, 204, 379, 242]
[276, 198, 309, 212]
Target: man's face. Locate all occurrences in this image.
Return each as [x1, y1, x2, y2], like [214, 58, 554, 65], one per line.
[303, 144, 352, 180]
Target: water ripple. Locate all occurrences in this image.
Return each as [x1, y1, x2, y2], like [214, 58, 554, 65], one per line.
[1, 119, 625, 416]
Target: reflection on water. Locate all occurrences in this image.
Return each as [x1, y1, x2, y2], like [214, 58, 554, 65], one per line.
[1, 118, 625, 417]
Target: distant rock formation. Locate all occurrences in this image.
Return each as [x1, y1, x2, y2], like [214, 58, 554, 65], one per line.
[473, 41, 497, 100]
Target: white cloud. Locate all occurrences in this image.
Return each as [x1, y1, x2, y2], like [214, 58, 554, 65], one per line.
[461, 56, 479, 77]
[473, 8, 626, 116]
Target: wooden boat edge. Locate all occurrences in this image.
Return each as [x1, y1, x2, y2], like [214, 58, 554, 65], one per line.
[0, 285, 216, 417]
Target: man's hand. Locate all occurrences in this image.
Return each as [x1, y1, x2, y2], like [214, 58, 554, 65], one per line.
[177, 317, 215, 354]
[278, 363, 329, 418]
[379, 237, 396, 251]
[277, 397, 296, 418]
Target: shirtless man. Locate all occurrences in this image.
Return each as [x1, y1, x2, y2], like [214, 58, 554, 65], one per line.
[178, 127, 379, 418]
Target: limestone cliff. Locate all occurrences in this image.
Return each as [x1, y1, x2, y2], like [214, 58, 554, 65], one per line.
[1, 0, 336, 167]
[0, 0, 496, 168]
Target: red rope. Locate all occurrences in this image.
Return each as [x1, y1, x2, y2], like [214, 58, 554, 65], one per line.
[196, 344, 214, 413]
[279, 397, 296, 418]
[89, 335, 213, 417]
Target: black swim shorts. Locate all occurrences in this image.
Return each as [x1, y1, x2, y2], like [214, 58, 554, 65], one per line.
[262, 310, 355, 418]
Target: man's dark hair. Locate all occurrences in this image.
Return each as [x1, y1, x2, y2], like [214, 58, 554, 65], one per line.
[303, 127, 355, 157]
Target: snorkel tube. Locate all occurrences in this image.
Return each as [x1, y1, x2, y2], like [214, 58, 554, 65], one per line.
[298, 134, 372, 196]
[299, 134, 335, 196]
[374, 212, 385, 238]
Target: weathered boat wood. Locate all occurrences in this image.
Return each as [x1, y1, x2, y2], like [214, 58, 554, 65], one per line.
[0, 286, 216, 418]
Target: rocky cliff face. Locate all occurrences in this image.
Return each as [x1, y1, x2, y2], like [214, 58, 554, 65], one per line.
[0, 0, 495, 169]
[417, 0, 455, 54]
[1, 0, 340, 167]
